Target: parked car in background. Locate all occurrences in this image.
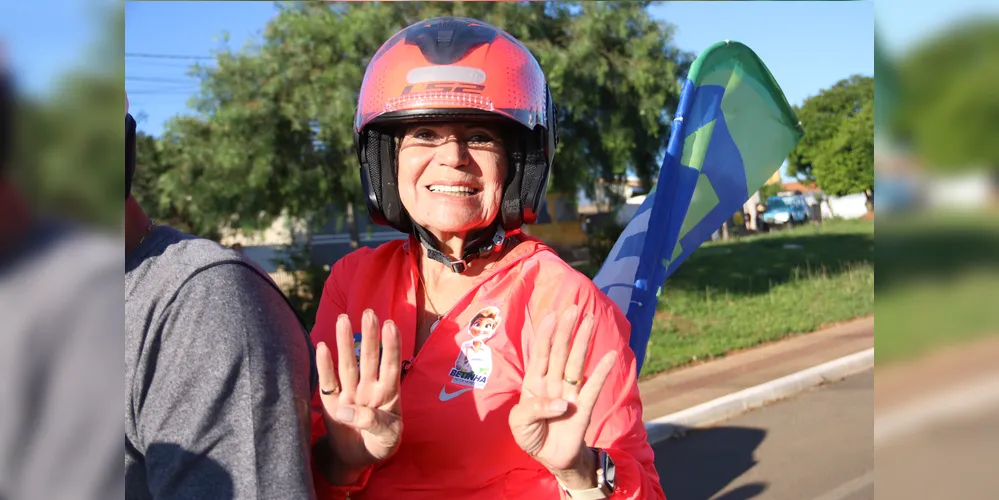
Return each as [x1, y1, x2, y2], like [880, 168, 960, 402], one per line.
[759, 195, 809, 230]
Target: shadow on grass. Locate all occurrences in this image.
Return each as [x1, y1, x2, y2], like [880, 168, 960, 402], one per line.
[663, 231, 874, 297]
[877, 226, 999, 293]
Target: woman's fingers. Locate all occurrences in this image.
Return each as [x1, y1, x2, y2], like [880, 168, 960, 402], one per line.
[332, 404, 402, 436]
[562, 313, 596, 401]
[357, 310, 381, 400]
[525, 311, 557, 386]
[575, 351, 617, 419]
[377, 319, 402, 400]
[316, 342, 341, 410]
[335, 314, 359, 403]
[546, 306, 578, 396]
[509, 396, 570, 430]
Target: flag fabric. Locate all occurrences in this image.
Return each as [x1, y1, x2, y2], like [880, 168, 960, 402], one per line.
[592, 41, 804, 375]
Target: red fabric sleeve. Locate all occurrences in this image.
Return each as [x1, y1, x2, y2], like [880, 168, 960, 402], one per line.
[310, 254, 375, 500]
[525, 265, 664, 500]
[578, 298, 664, 499]
[585, 300, 666, 499]
[523, 254, 666, 500]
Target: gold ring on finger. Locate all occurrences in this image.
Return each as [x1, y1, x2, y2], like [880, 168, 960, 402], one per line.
[563, 377, 581, 386]
[320, 387, 340, 396]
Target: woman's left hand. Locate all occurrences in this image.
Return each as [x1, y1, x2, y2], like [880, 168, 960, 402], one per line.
[509, 306, 617, 486]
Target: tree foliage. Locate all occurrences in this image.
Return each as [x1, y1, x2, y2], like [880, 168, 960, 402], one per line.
[143, 1, 691, 238]
[894, 19, 999, 171]
[815, 99, 873, 199]
[11, 5, 123, 227]
[787, 75, 873, 203]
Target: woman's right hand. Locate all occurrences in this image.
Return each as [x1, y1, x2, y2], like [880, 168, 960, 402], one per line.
[315, 309, 403, 482]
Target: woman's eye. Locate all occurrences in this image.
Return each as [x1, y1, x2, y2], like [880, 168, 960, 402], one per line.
[467, 133, 495, 144]
[413, 130, 437, 141]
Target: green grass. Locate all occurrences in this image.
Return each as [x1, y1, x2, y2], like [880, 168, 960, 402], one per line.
[578, 219, 875, 377]
[875, 211, 999, 365]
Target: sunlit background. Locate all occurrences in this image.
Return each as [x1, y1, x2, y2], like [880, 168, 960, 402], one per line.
[2, 0, 998, 496]
[874, 0, 999, 498]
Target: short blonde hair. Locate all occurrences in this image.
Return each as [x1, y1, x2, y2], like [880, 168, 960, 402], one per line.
[468, 306, 502, 330]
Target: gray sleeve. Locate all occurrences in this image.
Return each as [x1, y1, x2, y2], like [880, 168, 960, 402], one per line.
[1, 249, 122, 500]
[133, 264, 316, 500]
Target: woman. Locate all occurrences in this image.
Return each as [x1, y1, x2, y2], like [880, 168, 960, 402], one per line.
[310, 17, 664, 500]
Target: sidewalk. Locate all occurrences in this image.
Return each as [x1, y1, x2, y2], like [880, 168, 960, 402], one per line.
[874, 334, 999, 499]
[637, 315, 874, 421]
[875, 332, 999, 413]
[874, 332, 999, 448]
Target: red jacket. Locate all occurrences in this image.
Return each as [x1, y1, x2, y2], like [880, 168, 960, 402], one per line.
[310, 236, 664, 499]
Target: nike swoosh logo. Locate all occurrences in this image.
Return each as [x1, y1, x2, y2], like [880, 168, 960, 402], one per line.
[438, 387, 473, 402]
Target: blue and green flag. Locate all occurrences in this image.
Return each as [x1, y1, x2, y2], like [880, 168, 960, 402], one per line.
[592, 41, 804, 374]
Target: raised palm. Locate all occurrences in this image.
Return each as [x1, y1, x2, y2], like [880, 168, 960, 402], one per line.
[508, 306, 616, 472]
[316, 309, 403, 472]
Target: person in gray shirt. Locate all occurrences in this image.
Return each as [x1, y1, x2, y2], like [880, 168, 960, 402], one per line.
[0, 59, 120, 500]
[125, 101, 319, 499]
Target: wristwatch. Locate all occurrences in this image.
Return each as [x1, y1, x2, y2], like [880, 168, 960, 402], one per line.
[557, 448, 617, 499]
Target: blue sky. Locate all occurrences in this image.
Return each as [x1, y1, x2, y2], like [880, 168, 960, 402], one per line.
[1, 0, 117, 95]
[119, 1, 881, 137]
[5, 1, 996, 135]
[120, 0, 876, 183]
[649, 1, 873, 107]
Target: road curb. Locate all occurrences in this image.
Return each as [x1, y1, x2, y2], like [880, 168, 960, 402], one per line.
[644, 348, 875, 445]
[874, 372, 999, 447]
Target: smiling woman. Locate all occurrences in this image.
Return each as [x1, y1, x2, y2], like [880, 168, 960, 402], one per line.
[396, 122, 508, 253]
[307, 16, 664, 500]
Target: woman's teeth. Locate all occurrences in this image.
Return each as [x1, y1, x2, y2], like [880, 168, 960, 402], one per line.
[429, 185, 477, 196]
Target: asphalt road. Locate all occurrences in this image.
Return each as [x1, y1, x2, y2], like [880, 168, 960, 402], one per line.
[876, 403, 999, 500]
[653, 369, 874, 500]
[875, 364, 999, 500]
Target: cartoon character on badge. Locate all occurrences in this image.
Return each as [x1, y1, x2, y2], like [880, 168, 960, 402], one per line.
[453, 307, 501, 388]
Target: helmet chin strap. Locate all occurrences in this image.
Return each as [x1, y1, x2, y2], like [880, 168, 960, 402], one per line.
[412, 221, 518, 274]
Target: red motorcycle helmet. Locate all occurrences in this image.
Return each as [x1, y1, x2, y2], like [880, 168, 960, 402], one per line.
[354, 17, 558, 251]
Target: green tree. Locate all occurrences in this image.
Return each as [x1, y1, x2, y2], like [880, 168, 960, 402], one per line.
[131, 129, 164, 213]
[894, 19, 999, 171]
[787, 75, 874, 210]
[133, 126, 210, 236]
[12, 4, 123, 227]
[816, 100, 874, 210]
[759, 182, 782, 199]
[153, 1, 691, 240]
[873, 30, 900, 138]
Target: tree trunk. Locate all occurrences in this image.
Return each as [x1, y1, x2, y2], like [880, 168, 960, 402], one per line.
[746, 191, 760, 231]
[346, 201, 360, 251]
[721, 220, 730, 241]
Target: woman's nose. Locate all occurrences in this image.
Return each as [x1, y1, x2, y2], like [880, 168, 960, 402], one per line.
[434, 138, 470, 168]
